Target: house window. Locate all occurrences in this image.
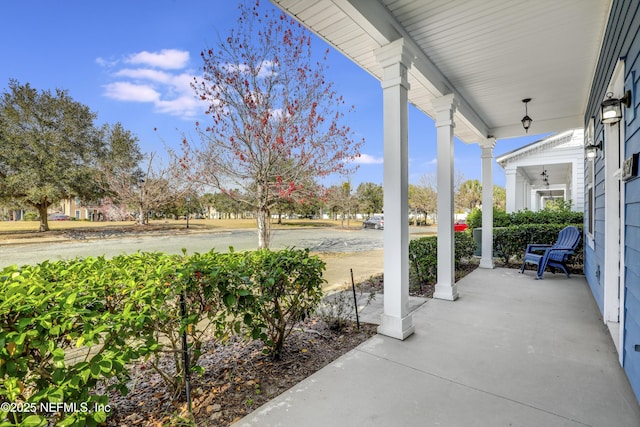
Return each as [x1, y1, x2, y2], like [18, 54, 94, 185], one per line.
[75, 210, 80, 220]
[585, 118, 595, 246]
[586, 149, 595, 239]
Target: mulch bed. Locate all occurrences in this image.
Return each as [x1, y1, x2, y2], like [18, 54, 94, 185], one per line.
[102, 318, 376, 426]
[96, 259, 481, 426]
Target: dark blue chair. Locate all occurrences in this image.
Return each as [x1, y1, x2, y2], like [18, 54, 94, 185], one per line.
[519, 226, 581, 279]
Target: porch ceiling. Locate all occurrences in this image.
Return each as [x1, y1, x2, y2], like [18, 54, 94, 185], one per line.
[519, 163, 571, 188]
[271, 0, 612, 143]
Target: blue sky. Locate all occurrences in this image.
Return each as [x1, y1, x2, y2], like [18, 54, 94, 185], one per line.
[1, 1, 546, 189]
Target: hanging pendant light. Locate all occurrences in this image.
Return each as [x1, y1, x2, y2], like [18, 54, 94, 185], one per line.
[521, 98, 532, 132]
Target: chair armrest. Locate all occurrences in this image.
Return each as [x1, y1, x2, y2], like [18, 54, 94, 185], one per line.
[546, 247, 576, 255]
[525, 244, 552, 253]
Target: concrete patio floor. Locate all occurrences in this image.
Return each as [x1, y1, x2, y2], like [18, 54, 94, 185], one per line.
[233, 267, 640, 427]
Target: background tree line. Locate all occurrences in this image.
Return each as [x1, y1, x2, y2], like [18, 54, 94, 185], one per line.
[0, 75, 505, 232]
[0, 80, 192, 231]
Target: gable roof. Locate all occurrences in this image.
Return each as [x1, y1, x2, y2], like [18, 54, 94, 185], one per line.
[496, 129, 584, 167]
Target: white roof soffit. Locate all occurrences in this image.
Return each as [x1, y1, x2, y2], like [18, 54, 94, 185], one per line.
[270, 0, 611, 143]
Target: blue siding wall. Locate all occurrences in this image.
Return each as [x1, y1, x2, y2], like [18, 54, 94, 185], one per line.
[586, 0, 640, 402]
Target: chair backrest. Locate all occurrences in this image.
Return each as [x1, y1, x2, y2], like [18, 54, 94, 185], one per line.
[550, 226, 581, 261]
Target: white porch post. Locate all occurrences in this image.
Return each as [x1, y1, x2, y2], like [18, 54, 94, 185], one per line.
[375, 39, 415, 340]
[432, 94, 459, 301]
[480, 140, 495, 269]
[505, 168, 517, 213]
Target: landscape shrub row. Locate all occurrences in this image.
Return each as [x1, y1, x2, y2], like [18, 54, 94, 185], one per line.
[466, 206, 583, 229]
[492, 223, 584, 269]
[409, 232, 476, 285]
[0, 248, 324, 427]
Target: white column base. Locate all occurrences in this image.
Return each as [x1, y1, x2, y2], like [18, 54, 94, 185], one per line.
[479, 258, 495, 269]
[433, 283, 459, 301]
[377, 313, 415, 340]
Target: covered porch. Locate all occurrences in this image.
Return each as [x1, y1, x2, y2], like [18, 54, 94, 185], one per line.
[234, 267, 640, 426]
[270, 0, 611, 340]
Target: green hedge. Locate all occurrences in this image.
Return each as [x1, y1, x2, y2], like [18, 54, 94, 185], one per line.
[467, 207, 583, 229]
[409, 232, 476, 285]
[493, 224, 584, 269]
[0, 248, 324, 426]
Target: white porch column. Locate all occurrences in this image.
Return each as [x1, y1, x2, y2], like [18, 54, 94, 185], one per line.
[375, 39, 415, 340]
[432, 94, 459, 301]
[480, 140, 495, 269]
[505, 168, 517, 213]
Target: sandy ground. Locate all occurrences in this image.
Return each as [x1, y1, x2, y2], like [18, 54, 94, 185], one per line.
[318, 250, 384, 293]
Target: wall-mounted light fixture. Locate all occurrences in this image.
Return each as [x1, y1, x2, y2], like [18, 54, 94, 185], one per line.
[585, 140, 603, 160]
[521, 98, 532, 133]
[601, 90, 632, 125]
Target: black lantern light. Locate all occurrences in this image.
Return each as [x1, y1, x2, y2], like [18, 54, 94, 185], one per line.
[601, 91, 631, 125]
[521, 98, 532, 133]
[585, 141, 602, 160]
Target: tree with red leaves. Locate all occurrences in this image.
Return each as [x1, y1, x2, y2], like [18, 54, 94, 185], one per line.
[184, 1, 363, 248]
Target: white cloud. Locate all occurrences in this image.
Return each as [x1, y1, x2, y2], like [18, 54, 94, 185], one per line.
[353, 153, 384, 165]
[100, 49, 205, 119]
[126, 49, 190, 69]
[114, 68, 174, 84]
[103, 82, 160, 102]
[155, 96, 203, 119]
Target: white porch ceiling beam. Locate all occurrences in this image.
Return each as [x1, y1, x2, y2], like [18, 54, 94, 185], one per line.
[332, 0, 401, 45]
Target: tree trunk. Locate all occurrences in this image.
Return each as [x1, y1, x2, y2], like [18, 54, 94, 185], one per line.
[37, 204, 50, 232]
[138, 205, 145, 225]
[256, 206, 271, 249]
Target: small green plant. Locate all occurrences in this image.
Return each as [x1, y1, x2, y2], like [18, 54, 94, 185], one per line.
[243, 248, 325, 360]
[22, 211, 39, 221]
[409, 232, 478, 287]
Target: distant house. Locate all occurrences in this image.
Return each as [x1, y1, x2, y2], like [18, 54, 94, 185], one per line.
[496, 129, 584, 213]
[51, 197, 131, 221]
[54, 197, 92, 220]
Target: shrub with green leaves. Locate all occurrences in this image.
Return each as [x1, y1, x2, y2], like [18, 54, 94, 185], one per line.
[0, 256, 168, 427]
[130, 250, 255, 398]
[409, 232, 477, 286]
[467, 207, 510, 229]
[467, 206, 583, 230]
[0, 248, 326, 425]
[242, 248, 325, 359]
[493, 223, 584, 268]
